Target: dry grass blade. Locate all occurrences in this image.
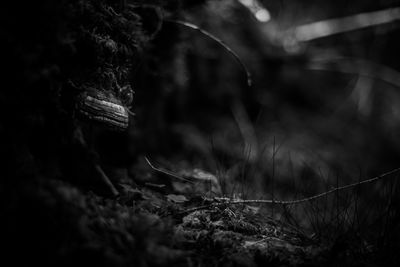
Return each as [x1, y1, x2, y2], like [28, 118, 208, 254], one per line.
[166, 19, 253, 87]
[231, 100, 258, 162]
[307, 57, 400, 88]
[145, 156, 194, 184]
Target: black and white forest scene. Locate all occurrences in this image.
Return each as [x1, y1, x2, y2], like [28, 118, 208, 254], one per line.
[3, 0, 400, 266]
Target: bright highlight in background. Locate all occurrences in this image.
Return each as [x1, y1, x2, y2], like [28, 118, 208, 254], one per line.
[238, 0, 271, 23]
[255, 9, 271, 22]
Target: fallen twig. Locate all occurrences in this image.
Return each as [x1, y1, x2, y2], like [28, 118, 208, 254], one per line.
[181, 167, 400, 214]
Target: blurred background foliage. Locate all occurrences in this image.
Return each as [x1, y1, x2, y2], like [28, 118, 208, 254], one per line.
[132, 0, 400, 200]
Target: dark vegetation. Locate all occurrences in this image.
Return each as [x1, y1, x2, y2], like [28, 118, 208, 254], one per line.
[2, 0, 400, 266]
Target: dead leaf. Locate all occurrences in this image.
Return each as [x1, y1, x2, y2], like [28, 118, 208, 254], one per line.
[175, 168, 222, 196]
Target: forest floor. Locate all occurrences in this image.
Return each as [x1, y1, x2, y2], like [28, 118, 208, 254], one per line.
[6, 161, 381, 267]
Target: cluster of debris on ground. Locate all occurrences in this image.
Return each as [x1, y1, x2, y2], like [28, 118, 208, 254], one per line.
[3, 176, 328, 267]
[4, 168, 380, 266]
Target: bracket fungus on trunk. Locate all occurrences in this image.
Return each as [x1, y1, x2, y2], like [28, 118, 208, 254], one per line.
[76, 88, 130, 131]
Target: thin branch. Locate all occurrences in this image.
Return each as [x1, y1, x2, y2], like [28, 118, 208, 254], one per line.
[165, 19, 252, 87]
[181, 167, 400, 214]
[94, 164, 120, 197]
[290, 7, 400, 42]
